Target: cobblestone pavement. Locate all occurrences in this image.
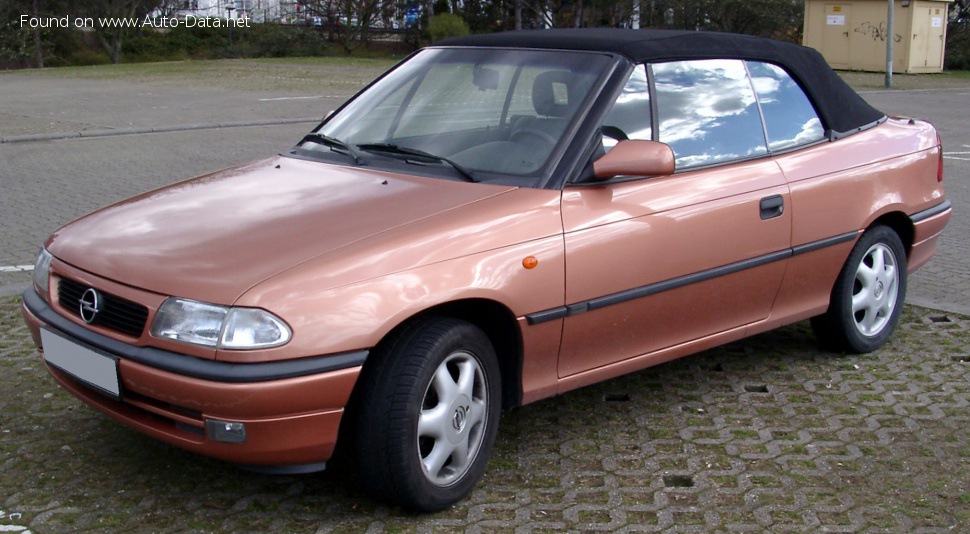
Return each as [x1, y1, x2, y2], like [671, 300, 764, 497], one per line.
[1, 297, 968, 532]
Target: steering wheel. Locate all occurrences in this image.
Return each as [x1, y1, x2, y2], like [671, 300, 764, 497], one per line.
[510, 127, 558, 147]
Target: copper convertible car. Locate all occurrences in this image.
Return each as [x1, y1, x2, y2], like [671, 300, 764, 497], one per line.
[22, 29, 951, 511]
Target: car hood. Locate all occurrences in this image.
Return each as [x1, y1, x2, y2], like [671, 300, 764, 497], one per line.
[48, 156, 517, 305]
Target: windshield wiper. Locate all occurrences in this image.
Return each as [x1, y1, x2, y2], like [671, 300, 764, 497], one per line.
[356, 143, 479, 183]
[300, 132, 363, 165]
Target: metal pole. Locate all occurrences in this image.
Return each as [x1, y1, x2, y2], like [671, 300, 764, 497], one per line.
[886, 0, 894, 88]
[226, 4, 234, 48]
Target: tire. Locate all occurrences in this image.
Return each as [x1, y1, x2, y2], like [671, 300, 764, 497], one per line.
[354, 317, 501, 512]
[811, 225, 907, 353]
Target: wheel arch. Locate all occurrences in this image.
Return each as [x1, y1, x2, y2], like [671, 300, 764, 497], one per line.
[866, 211, 915, 258]
[411, 299, 524, 410]
[355, 298, 524, 410]
[332, 297, 523, 475]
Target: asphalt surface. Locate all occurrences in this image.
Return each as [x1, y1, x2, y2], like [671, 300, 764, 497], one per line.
[0, 65, 968, 532]
[0, 72, 967, 316]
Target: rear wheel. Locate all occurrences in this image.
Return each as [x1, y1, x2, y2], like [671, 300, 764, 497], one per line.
[811, 225, 907, 353]
[354, 317, 501, 512]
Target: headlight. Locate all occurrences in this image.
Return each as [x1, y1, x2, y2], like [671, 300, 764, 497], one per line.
[221, 308, 292, 349]
[150, 298, 291, 350]
[151, 298, 228, 347]
[33, 247, 53, 295]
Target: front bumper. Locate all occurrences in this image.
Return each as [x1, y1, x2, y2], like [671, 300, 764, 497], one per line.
[22, 289, 366, 467]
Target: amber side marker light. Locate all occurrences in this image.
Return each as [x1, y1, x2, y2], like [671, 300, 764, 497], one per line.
[522, 256, 539, 269]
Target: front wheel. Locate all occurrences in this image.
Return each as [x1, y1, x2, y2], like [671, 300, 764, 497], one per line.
[811, 225, 907, 353]
[354, 317, 501, 512]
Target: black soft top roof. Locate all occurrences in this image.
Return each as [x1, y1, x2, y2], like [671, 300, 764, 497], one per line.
[438, 29, 885, 137]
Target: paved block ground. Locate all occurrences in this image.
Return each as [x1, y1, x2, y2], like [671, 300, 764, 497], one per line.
[1, 297, 967, 532]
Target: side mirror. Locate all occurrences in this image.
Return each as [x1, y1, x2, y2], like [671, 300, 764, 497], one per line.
[592, 140, 675, 181]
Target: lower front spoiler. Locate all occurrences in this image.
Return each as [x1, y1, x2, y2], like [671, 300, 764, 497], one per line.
[22, 292, 365, 468]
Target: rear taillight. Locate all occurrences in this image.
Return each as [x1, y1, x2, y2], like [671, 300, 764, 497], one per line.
[937, 133, 944, 182]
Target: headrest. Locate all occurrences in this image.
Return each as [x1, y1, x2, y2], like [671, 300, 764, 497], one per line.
[532, 70, 574, 118]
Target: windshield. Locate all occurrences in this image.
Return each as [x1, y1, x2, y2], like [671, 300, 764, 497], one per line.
[308, 48, 615, 183]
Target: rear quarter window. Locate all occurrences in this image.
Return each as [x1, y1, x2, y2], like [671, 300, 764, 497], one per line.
[746, 61, 825, 151]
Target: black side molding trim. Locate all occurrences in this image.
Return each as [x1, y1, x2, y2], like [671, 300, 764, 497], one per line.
[910, 200, 952, 223]
[791, 231, 858, 256]
[587, 250, 793, 313]
[525, 231, 861, 326]
[525, 307, 569, 325]
[23, 289, 368, 383]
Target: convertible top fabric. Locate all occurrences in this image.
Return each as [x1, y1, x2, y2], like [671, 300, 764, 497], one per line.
[438, 29, 885, 137]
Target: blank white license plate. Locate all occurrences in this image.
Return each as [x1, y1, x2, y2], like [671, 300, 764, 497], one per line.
[41, 328, 121, 400]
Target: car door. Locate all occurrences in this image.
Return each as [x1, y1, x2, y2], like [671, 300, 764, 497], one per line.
[557, 60, 793, 378]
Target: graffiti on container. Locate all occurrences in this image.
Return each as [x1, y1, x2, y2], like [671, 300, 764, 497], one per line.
[854, 21, 902, 42]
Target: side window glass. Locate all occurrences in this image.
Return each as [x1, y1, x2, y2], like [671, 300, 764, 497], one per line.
[653, 59, 767, 168]
[601, 64, 651, 152]
[747, 61, 825, 151]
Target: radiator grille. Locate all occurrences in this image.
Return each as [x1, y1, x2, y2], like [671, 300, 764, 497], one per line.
[58, 278, 149, 337]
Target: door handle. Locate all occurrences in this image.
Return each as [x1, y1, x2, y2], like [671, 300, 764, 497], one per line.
[760, 195, 784, 220]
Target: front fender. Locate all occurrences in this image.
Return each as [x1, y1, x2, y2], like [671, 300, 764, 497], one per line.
[224, 236, 565, 363]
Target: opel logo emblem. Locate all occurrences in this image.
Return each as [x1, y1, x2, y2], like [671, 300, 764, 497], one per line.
[79, 288, 103, 324]
[452, 404, 469, 431]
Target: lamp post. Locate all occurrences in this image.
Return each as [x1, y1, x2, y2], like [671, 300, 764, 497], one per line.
[226, 2, 235, 48]
[885, 0, 894, 88]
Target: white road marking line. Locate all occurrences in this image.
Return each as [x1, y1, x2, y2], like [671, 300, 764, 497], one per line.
[0, 265, 33, 273]
[258, 96, 324, 101]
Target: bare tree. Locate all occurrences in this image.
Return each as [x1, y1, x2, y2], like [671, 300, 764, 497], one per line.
[703, 0, 802, 38]
[152, 0, 187, 18]
[629, 0, 802, 39]
[303, 0, 387, 53]
[946, 0, 970, 68]
[78, 0, 162, 64]
[0, 0, 57, 67]
[29, 0, 42, 65]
